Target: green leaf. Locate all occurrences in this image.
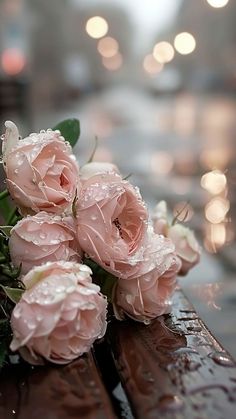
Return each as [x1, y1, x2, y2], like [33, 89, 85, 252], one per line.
[0, 286, 24, 304]
[0, 340, 8, 370]
[0, 194, 12, 224]
[53, 118, 80, 148]
[84, 258, 117, 303]
[0, 189, 9, 200]
[6, 206, 18, 226]
[0, 226, 12, 237]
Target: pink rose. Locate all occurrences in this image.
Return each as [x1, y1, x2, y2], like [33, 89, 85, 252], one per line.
[9, 212, 82, 275]
[80, 162, 119, 181]
[168, 224, 201, 275]
[10, 261, 107, 365]
[76, 173, 148, 277]
[2, 121, 80, 215]
[152, 201, 201, 275]
[113, 231, 181, 322]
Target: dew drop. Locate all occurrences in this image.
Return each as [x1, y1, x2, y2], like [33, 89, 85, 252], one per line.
[79, 265, 91, 273]
[56, 286, 66, 293]
[208, 352, 236, 367]
[39, 232, 47, 239]
[28, 320, 36, 330]
[158, 394, 184, 411]
[13, 306, 22, 319]
[50, 239, 60, 245]
[173, 347, 198, 355]
[142, 370, 155, 382]
[187, 361, 201, 372]
[187, 325, 202, 332]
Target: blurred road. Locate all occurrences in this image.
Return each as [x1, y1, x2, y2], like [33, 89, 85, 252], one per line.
[35, 86, 236, 357]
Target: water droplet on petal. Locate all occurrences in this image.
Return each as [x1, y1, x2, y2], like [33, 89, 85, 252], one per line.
[13, 306, 22, 319]
[39, 232, 47, 239]
[50, 239, 60, 245]
[28, 320, 37, 330]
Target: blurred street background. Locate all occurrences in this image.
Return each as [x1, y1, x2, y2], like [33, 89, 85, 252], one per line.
[0, 0, 236, 356]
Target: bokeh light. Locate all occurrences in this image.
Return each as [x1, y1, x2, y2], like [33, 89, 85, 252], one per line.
[201, 170, 227, 194]
[206, 0, 229, 8]
[143, 54, 164, 75]
[174, 32, 196, 55]
[205, 197, 230, 223]
[200, 148, 230, 170]
[153, 41, 175, 64]
[86, 16, 108, 39]
[97, 37, 119, 58]
[1, 48, 26, 75]
[205, 223, 226, 253]
[102, 52, 123, 71]
[150, 151, 173, 175]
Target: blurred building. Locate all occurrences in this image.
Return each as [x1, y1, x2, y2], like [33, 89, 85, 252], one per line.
[0, 0, 134, 125]
[172, 0, 236, 89]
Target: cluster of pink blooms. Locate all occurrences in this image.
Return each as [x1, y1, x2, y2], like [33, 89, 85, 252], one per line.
[2, 121, 200, 365]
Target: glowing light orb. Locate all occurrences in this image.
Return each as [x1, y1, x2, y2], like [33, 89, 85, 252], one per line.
[1, 48, 26, 75]
[206, 0, 229, 8]
[153, 42, 175, 64]
[174, 32, 196, 55]
[86, 16, 108, 39]
[97, 37, 119, 58]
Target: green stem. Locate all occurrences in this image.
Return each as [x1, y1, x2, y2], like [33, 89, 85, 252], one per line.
[6, 207, 17, 226]
[0, 190, 9, 201]
[87, 136, 98, 163]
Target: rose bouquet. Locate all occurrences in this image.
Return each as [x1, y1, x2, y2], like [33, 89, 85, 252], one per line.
[0, 119, 200, 367]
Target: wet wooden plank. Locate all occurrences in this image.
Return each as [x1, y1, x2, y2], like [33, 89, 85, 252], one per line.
[107, 287, 236, 419]
[0, 352, 116, 419]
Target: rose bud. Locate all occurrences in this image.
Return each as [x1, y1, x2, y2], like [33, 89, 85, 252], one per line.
[168, 224, 201, 275]
[80, 162, 120, 182]
[152, 201, 201, 275]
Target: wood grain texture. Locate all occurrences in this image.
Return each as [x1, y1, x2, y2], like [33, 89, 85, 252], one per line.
[107, 287, 236, 419]
[0, 352, 116, 419]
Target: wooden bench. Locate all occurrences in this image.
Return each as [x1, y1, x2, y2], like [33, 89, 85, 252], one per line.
[0, 288, 236, 418]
